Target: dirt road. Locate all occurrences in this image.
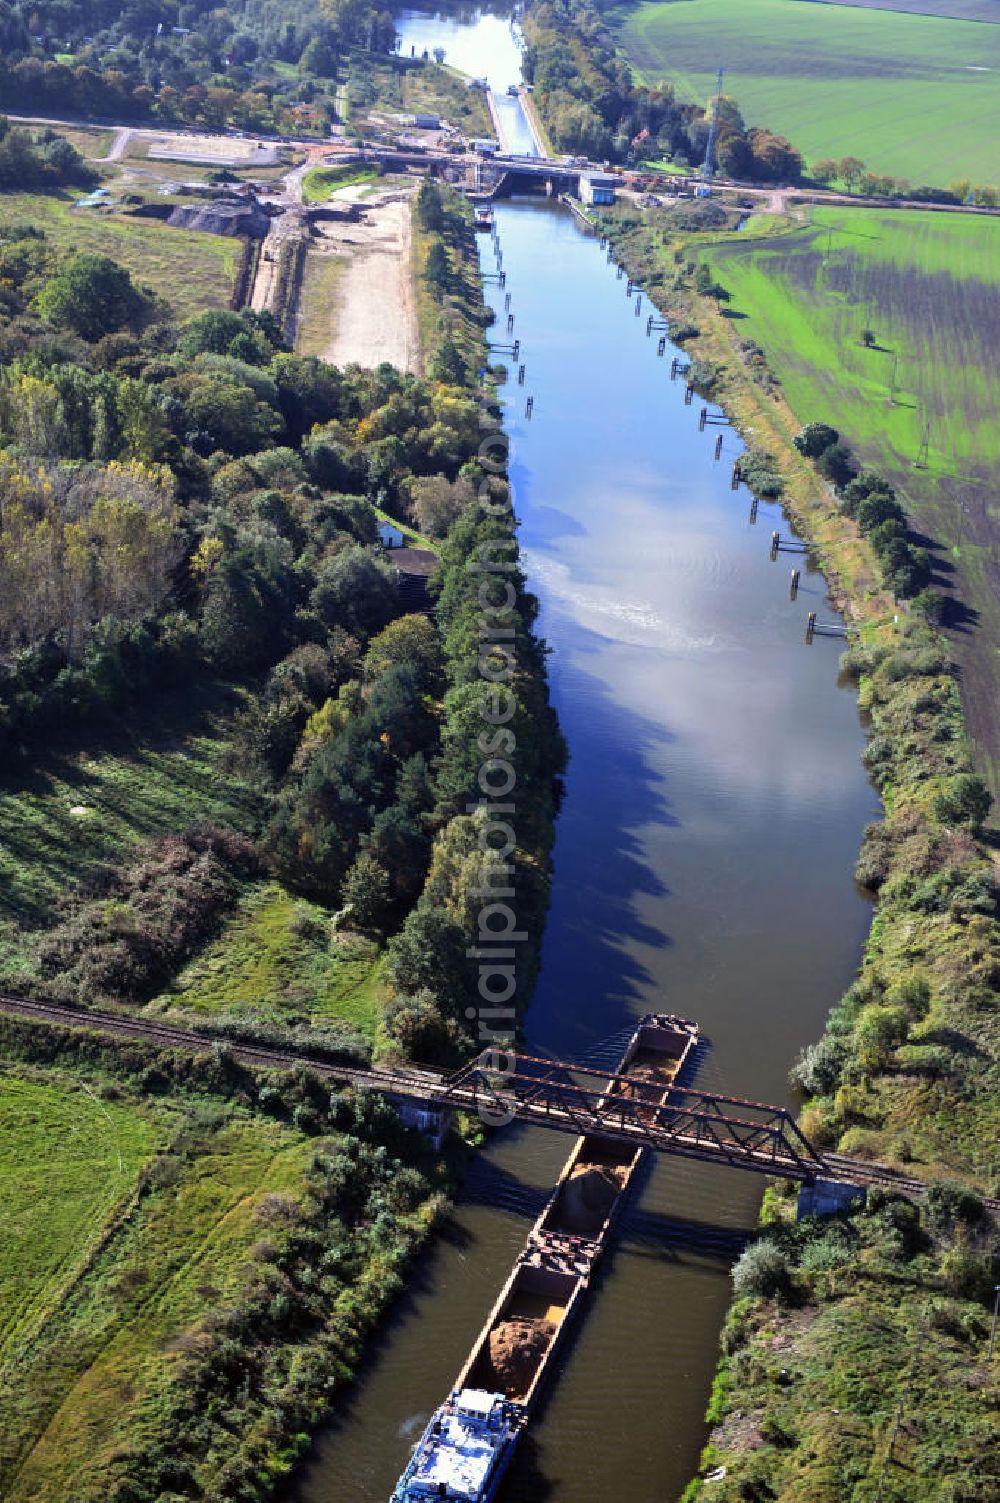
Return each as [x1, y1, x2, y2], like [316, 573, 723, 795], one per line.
[304, 191, 420, 373]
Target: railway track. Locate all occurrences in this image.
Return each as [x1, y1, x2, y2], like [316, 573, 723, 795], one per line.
[1, 993, 995, 1210]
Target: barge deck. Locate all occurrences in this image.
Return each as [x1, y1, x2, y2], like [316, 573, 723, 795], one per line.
[391, 1013, 698, 1503]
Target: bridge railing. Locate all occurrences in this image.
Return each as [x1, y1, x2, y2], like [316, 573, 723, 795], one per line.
[439, 1051, 824, 1177]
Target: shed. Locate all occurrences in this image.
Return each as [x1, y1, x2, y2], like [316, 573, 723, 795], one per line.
[580, 172, 617, 206]
[471, 138, 499, 156]
[378, 521, 404, 549]
[411, 114, 441, 130]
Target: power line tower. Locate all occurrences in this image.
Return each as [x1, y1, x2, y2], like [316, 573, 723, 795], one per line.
[703, 65, 725, 180]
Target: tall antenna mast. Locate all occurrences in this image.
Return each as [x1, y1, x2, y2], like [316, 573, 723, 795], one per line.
[703, 65, 725, 179]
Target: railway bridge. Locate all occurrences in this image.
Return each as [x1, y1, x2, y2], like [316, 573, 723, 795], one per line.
[2, 995, 990, 1210]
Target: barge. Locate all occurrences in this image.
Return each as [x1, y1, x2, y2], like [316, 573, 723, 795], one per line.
[391, 1013, 698, 1503]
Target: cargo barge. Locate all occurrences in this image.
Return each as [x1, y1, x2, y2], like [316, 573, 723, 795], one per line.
[391, 1013, 698, 1503]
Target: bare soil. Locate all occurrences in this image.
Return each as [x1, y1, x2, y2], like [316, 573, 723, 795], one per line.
[302, 190, 420, 373]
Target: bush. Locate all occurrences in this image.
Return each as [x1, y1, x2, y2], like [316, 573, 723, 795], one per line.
[731, 1241, 791, 1299]
[933, 774, 992, 831]
[790, 1034, 847, 1096]
[793, 422, 839, 458]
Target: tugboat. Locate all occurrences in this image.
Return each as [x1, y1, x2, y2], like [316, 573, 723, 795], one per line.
[391, 1388, 523, 1502]
[474, 205, 494, 231]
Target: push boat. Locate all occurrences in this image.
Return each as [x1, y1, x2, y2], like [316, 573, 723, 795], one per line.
[391, 1013, 699, 1503]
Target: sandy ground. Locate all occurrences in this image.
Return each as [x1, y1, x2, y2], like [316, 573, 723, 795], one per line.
[304, 191, 420, 373]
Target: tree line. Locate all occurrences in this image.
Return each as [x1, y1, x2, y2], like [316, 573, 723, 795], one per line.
[0, 0, 397, 134]
[522, 0, 802, 179]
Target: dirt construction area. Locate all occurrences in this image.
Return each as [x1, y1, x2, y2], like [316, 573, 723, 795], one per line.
[298, 188, 420, 373]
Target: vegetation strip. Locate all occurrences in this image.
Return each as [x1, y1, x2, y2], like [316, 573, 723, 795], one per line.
[598, 200, 999, 1502]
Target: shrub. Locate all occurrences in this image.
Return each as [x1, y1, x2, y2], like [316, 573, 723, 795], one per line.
[933, 774, 992, 831]
[793, 422, 839, 458]
[790, 1034, 847, 1096]
[732, 1241, 792, 1299]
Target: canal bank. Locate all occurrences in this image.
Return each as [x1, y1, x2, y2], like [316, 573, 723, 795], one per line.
[294, 162, 876, 1502]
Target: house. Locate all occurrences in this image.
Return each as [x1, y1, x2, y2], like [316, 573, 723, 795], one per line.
[580, 171, 617, 206]
[378, 521, 404, 549]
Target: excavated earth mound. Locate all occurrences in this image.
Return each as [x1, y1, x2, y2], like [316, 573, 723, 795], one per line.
[487, 1317, 554, 1396]
[558, 1162, 627, 1234]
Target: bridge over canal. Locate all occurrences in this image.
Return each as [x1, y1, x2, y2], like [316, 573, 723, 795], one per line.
[2, 995, 992, 1210]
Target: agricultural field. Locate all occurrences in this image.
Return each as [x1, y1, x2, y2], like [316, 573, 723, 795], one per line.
[0, 190, 240, 318]
[610, 0, 1000, 185]
[701, 204, 1000, 784]
[0, 1066, 319, 1502]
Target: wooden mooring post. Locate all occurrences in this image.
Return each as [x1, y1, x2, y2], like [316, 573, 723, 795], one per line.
[616, 264, 623, 279]
[806, 611, 816, 643]
[635, 295, 642, 316]
[684, 383, 694, 405]
[626, 279, 633, 296]
[790, 568, 800, 599]
[507, 312, 514, 333]
[714, 433, 723, 461]
[657, 336, 667, 357]
[749, 495, 759, 522]
[517, 363, 525, 385]
[699, 406, 707, 431]
[526, 395, 534, 418]
[504, 291, 511, 311]
[731, 461, 742, 489]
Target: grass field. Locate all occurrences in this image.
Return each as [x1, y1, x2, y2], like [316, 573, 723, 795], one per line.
[701, 205, 1000, 782]
[0, 682, 263, 979]
[0, 191, 240, 318]
[301, 164, 379, 202]
[610, 0, 1000, 186]
[153, 880, 387, 1034]
[0, 1069, 316, 1501]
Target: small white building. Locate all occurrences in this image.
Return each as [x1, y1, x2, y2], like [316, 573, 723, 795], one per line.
[580, 171, 617, 206]
[378, 521, 404, 549]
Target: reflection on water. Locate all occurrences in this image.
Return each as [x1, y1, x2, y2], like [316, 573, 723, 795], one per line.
[296, 21, 878, 1499]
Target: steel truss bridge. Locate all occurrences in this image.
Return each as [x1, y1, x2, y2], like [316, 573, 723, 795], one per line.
[3, 995, 993, 1208]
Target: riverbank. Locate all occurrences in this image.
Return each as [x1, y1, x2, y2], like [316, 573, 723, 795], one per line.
[598, 202, 1000, 1501]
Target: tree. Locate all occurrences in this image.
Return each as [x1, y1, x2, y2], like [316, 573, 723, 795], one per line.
[36, 253, 146, 341]
[816, 441, 856, 489]
[363, 614, 443, 692]
[310, 545, 398, 639]
[811, 157, 838, 185]
[793, 422, 839, 458]
[732, 1241, 791, 1299]
[340, 852, 393, 931]
[424, 239, 449, 292]
[861, 327, 877, 348]
[855, 491, 905, 533]
[838, 156, 866, 191]
[385, 905, 470, 1018]
[409, 474, 474, 537]
[415, 179, 444, 232]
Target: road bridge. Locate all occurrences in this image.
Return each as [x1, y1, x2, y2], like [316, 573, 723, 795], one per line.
[2, 995, 993, 1209]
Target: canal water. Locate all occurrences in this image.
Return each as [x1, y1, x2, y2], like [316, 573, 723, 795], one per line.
[296, 16, 880, 1503]
[396, 6, 539, 155]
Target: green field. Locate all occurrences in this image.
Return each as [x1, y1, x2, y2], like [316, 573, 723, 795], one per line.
[611, 0, 1000, 185]
[0, 191, 240, 318]
[702, 205, 1000, 782]
[0, 1069, 318, 1501]
[0, 682, 262, 978]
[153, 880, 387, 1033]
[301, 164, 379, 202]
